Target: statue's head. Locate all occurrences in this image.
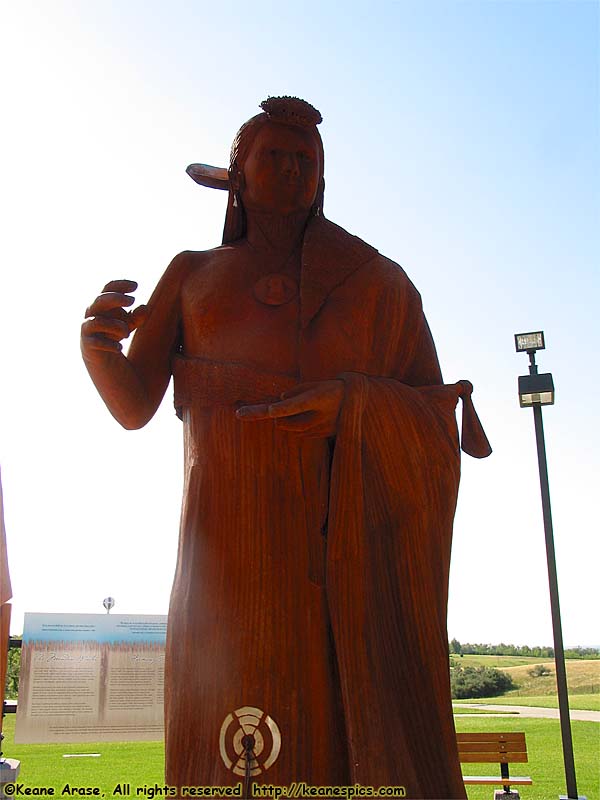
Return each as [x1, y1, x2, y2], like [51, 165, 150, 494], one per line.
[223, 97, 325, 243]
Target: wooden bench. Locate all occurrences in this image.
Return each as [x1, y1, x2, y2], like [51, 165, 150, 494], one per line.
[457, 732, 533, 797]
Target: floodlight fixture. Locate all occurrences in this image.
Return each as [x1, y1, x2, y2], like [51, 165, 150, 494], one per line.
[518, 372, 555, 407]
[515, 330, 545, 353]
[516, 330, 554, 407]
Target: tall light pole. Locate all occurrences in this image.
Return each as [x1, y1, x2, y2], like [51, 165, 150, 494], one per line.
[515, 331, 585, 800]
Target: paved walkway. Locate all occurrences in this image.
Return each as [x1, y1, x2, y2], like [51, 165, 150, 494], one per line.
[454, 703, 600, 722]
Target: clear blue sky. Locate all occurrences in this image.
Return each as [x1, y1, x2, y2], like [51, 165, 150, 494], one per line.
[1, 0, 598, 646]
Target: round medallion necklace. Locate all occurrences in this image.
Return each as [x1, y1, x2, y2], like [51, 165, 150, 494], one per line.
[253, 273, 298, 306]
[249, 235, 300, 307]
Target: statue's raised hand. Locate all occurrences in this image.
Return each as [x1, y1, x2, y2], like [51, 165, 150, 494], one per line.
[236, 380, 344, 438]
[81, 280, 148, 359]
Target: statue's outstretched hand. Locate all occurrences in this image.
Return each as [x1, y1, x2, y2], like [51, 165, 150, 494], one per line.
[236, 380, 344, 438]
[81, 280, 148, 360]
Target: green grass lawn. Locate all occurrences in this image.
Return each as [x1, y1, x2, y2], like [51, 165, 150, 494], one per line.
[2, 713, 598, 799]
[452, 656, 600, 710]
[455, 716, 599, 800]
[451, 655, 555, 668]
[454, 694, 600, 711]
[502, 659, 600, 697]
[1, 715, 165, 792]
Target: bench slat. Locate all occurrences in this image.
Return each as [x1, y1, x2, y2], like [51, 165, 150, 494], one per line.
[458, 741, 527, 754]
[459, 752, 529, 763]
[463, 776, 533, 786]
[457, 732, 527, 744]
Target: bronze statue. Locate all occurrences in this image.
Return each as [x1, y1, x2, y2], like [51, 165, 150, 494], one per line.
[81, 97, 490, 797]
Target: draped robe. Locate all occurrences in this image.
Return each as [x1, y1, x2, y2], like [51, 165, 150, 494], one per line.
[163, 216, 475, 798]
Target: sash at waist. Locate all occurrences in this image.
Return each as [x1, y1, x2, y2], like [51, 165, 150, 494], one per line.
[172, 355, 298, 414]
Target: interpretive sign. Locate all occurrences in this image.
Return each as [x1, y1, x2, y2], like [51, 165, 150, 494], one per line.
[15, 613, 167, 743]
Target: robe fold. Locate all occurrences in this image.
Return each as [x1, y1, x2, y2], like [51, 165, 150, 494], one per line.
[164, 216, 485, 797]
[328, 373, 466, 795]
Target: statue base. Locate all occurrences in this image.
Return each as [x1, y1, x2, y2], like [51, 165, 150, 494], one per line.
[0, 759, 21, 799]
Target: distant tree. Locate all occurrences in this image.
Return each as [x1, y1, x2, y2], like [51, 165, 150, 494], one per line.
[451, 665, 515, 699]
[564, 647, 600, 660]
[455, 642, 562, 659]
[449, 638, 463, 655]
[4, 638, 21, 700]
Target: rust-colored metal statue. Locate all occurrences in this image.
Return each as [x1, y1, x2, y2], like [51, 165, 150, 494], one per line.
[1, 469, 13, 742]
[81, 97, 491, 797]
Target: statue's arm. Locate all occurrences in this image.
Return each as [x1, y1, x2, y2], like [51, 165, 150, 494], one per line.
[81, 252, 190, 429]
[381, 266, 443, 387]
[400, 311, 443, 387]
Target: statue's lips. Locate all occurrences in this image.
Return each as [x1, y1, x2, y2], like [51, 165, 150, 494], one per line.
[261, 177, 306, 197]
[278, 176, 305, 188]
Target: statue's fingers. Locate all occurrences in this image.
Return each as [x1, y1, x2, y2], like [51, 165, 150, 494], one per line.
[101, 279, 138, 293]
[273, 411, 317, 431]
[265, 391, 316, 418]
[81, 334, 123, 353]
[93, 307, 130, 324]
[85, 292, 136, 318]
[280, 382, 317, 400]
[235, 403, 272, 421]
[129, 304, 149, 332]
[82, 316, 130, 341]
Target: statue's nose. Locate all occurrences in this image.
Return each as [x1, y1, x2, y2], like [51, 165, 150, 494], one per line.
[282, 152, 300, 176]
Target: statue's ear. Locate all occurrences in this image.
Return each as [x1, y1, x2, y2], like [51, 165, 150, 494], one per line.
[229, 164, 245, 195]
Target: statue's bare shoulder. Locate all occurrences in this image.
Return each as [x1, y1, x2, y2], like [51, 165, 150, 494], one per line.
[180, 242, 245, 269]
[140, 244, 240, 321]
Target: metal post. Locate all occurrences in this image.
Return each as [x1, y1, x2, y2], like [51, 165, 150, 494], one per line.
[531, 402, 581, 800]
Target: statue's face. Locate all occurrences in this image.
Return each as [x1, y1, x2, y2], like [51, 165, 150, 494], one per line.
[240, 123, 320, 215]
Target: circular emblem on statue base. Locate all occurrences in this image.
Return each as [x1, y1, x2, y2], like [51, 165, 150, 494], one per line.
[219, 706, 281, 777]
